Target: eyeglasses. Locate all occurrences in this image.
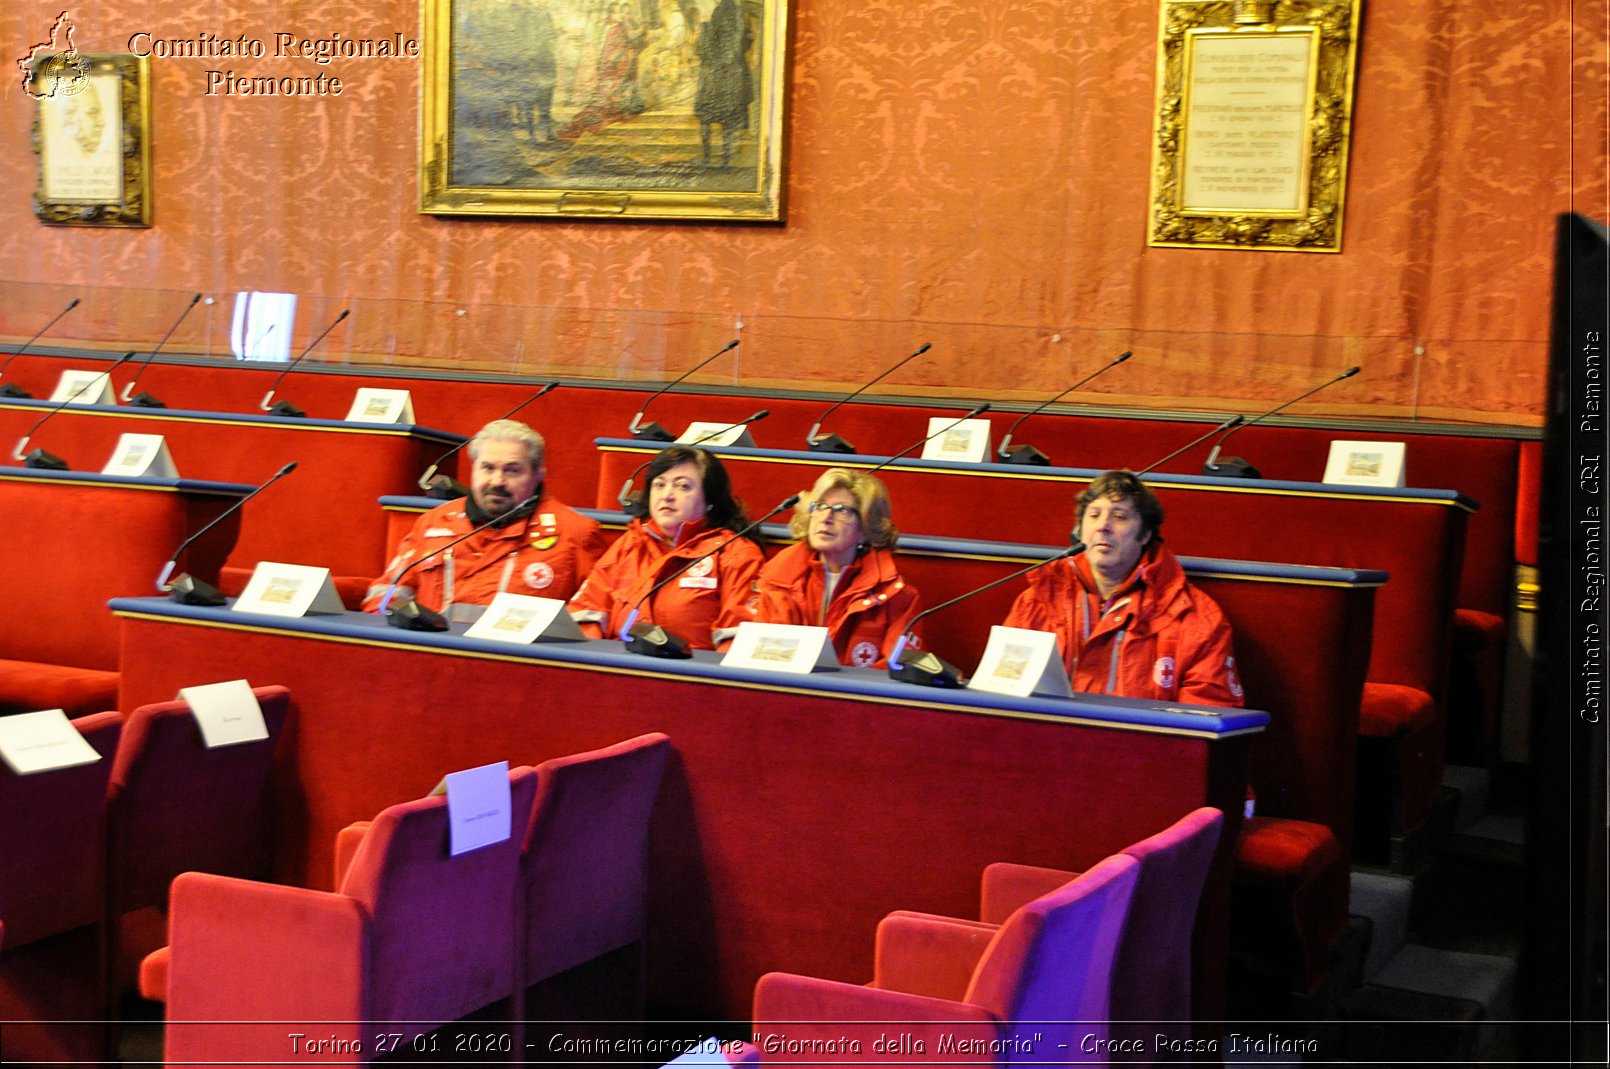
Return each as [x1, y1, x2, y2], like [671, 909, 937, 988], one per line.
[807, 501, 857, 518]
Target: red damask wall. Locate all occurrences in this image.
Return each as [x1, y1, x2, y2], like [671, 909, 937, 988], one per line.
[0, 0, 1602, 424]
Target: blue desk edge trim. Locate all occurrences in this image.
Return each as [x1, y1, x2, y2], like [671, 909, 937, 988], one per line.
[109, 597, 1269, 738]
[0, 398, 464, 444]
[1, 467, 255, 495]
[590, 436, 1479, 511]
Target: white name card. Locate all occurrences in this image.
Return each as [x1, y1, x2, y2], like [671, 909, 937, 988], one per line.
[178, 679, 269, 749]
[431, 760, 512, 857]
[1323, 440, 1406, 487]
[678, 421, 756, 448]
[233, 562, 346, 617]
[968, 625, 1073, 699]
[49, 368, 116, 406]
[102, 433, 178, 479]
[344, 387, 415, 425]
[0, 709, 101, 775]
[463, 594, 587, 643]
[921, 417, 992, 464]
[721, 621, 839, 674]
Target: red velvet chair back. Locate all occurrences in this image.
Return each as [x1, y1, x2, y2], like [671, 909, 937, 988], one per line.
[106, 685, 292, 913]
[0, 711, 121, 947]
[522, 732, 672, 983]
[0, 710, 121, 1065]
[1110, 807, 1224, 1049]
[964, 853, 1139, 1064]
[340, 764, 538, 1027]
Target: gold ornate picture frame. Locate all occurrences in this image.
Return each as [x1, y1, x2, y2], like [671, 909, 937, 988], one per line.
[29, 52, 152, 228]
[420, 0, 791, 222]
[1148, 0, 1361, 252]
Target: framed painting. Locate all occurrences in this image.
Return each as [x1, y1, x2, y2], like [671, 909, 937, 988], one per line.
[28, 52, 152, 228]
[420, 0, 790, 222]
[1147, 0, 1361, 252]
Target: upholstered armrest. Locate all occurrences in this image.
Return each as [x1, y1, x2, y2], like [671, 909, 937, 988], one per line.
[979, 862, 1078, 925]
[753, 971, 1000, 1058]
[163, 872, 369, 1065]
[333, 821, 373, 888]
[138, 945, 169, 1001]
[871, 910, 1000, 1000]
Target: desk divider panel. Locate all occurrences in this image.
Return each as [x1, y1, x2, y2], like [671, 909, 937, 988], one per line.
[113, 600, 1263, 1023]
[0, 399, 461, 578]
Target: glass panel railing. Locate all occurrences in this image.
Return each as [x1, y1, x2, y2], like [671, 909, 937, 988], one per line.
[0, 278, 1531, 428]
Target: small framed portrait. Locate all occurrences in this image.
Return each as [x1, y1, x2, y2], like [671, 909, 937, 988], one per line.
[28, 52, 152, 227]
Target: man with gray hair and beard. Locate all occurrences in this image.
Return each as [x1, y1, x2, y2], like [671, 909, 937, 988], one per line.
[363, 419, 606, 622]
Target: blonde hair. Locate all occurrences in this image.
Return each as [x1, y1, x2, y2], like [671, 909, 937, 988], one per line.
[469, 419, 546, 470]
[789, 467, 898, 549]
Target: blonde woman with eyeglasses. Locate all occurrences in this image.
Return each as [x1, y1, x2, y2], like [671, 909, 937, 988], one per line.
[720, 468, 922, 668]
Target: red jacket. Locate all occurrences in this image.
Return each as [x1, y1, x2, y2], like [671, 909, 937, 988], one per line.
[568, 517, 764, 650]
[729, 542, 922, 668]
[1003, 542, 1244, 707]
[362, 496, 605, 617]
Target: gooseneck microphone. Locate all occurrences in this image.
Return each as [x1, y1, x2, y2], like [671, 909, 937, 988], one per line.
[1137, 414, 1244, 476]
[616, 409, 771, 516]
[156, 462, 300, 605]
[1202, 366, 1362, 479]
[887, 545, 1082, 687]
[418, 381, 559, 499]
[122, 291, 202, 408]
[14, 351, 135, 469]
[997, 350, 1135, 466]
[628, 338, 741, 441]
[379, 493, 543, 631]
[258, 309, 351, 417]
[0, 297, 81, 399]
[805, 342, 933, 454]
[621, 492, 801, 659]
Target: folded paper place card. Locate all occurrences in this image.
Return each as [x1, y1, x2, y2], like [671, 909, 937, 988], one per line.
[968, 625, 1073, 698]
[233, 562, 346, 617]
[921, 417, 992, 464]
[678, 420, 756, 448]
[50, 368, 116, 406]
[463, 593, 586, 643]
[0, 709, 101, 775]
[721, 621, 838, 674]
[432, 759, 512, 857]
[102, 433, 178, 478]
[344, 387, 414, 425]
[179, 679, 269, 749]
[1323, 439, 1406, 487]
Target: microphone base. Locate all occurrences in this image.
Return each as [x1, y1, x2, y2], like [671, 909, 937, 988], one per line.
[1201, 456, 1262, 480]
[127, 391, 167, 409]
[619, 491, 647, 520]
[631, 423, 675, 442]
[267, 399, 307, 418]
[807, 434, 857, 454]
[888, 650, 964, 687]
[999, 443, 1050, 466]
[625, 621, 692, 659]
[21, 448, 68, 470]
[0, 382, 32, 399]
[387, 601, 449, 632]
[424, 475, 471, 500]
[166, 573, 226, 607]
